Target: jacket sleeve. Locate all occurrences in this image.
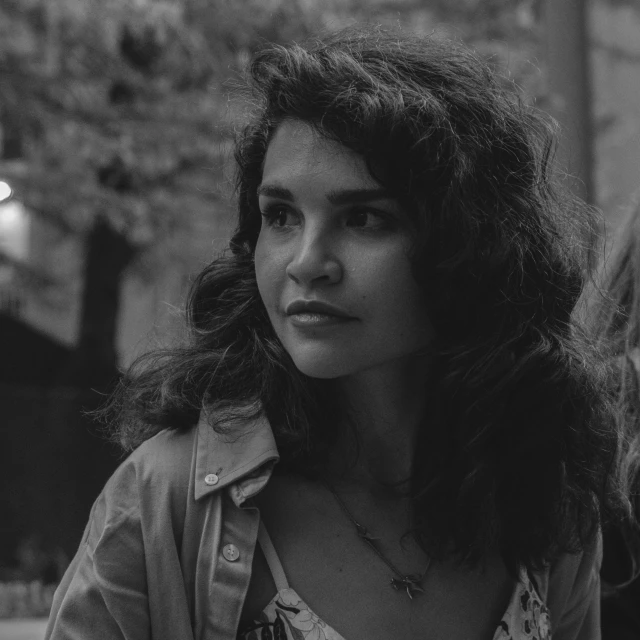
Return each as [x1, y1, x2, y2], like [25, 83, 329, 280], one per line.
[546, 533, 603, 640]
[45, 460, 152, 640]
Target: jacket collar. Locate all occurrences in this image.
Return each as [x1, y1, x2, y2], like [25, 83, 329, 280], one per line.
[194, 410, 280, 505]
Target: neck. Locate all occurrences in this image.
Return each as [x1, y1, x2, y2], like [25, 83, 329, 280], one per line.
[327, 354, 432, 495]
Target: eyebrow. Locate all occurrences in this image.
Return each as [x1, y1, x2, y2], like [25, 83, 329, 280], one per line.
[256, 184, 394, 205]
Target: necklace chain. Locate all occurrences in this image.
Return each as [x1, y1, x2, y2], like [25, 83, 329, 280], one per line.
[325, 483, 431, 599]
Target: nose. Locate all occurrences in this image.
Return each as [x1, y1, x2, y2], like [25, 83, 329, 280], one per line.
[285, 226, 343, 287]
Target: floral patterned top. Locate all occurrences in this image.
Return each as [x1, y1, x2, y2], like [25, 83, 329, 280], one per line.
[237, 525, 551, 640]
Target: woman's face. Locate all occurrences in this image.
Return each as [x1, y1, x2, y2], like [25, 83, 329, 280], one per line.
[254, 120, 433, 379]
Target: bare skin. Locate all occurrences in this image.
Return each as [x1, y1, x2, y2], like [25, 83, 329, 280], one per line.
[241, 474, 514, 640]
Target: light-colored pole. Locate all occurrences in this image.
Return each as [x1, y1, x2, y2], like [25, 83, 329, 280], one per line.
[543, 0, 595, 205]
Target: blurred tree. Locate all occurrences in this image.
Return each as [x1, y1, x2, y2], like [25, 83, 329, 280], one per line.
[0, 0, 231, 380]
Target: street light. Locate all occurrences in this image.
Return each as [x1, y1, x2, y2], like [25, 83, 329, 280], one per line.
[0, 180, 13, 203]
[0, 184, 29, 261]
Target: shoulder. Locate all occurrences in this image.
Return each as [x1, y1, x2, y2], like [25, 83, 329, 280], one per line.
[92, 426, 198, 538]
[46, 427, 201, 639]
[126, 426, 197, 489]
[548, 533, 602, 606]
[534, 534, 602, 640]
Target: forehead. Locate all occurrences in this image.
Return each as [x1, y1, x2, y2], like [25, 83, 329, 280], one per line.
[261, 120, 379, 191]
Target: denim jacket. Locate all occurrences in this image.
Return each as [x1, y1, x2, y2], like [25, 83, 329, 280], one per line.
[45, 414, 601, 640]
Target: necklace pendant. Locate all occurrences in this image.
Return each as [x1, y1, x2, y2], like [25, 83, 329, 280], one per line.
[390, 575, 425, 599]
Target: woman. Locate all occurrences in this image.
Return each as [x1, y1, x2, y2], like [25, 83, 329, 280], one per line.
[46, 28, 625, 640]
[588, 200, 640, 640]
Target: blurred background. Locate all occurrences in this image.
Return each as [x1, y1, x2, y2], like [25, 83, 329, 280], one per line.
[0, 0, 639, 631]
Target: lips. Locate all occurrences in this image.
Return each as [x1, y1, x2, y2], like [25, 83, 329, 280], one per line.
[285, 300, 354, 318]
[284, 300, 357, 328]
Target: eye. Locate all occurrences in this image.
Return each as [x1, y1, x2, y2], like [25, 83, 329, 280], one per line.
[260, 205, 299, 229]
[345, 207, 392, 231]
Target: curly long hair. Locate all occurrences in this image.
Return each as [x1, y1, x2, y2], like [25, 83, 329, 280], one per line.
[589, 199, 640, 583]
[105, 27, 626, 574]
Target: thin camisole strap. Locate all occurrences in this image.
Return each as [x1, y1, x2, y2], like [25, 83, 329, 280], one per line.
[258, 520, 290, 591]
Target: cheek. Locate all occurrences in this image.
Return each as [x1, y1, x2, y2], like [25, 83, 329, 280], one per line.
[254, 236, 283, 312]
[365, 249, 416, 302]
[254, 234, 269, 294]
[371, 259, 431, 335]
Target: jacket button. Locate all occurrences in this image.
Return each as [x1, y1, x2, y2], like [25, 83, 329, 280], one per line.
[204, 473, 219, 485]
[223, 544, 240, 562]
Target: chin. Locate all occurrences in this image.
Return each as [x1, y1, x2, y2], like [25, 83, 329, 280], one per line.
[291, 357, 354, 379]
[287, 348, 361, 379]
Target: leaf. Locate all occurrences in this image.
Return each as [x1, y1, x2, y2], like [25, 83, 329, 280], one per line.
[261, 624, 274, 640]
[273, 615, 288, 640]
